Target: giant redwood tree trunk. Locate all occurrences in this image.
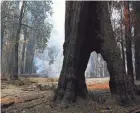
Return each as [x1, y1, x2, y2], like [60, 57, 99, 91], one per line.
[56, 2, 91, 103]
[98, 2, 135, 101]
[55, 1, 135, 105]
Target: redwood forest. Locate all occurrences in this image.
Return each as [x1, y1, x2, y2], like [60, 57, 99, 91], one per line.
[1, 1, 140, 113]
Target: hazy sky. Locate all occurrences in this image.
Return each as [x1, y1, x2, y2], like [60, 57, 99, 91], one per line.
[48, 0, 65, 51]
[35, 1, 65, 76]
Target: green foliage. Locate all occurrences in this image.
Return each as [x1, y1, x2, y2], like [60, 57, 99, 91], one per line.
[26, 1, 53, 53]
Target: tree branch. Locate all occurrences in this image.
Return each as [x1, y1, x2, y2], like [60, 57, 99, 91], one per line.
[21, 23, 32, 29]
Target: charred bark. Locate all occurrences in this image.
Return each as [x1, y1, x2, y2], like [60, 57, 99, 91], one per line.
[98, 2, 135, 102]
[133, 2, 140, 80]
[135, 35, 140, 80]
[55, 1, 135, 105]
[56, 2, 90, 103]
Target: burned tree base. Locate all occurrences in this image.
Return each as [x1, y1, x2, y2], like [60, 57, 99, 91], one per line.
[53, 76, 88, 106]
[111, 75, 136, 106]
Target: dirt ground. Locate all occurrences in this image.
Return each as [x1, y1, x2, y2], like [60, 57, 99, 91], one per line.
[1, 77, 140, 113]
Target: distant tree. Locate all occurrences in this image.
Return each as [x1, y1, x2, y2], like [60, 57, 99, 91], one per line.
[120, 2, 126, 68]
[1, 1, 21, 80]
[20, 26, 28, 74]
[109, 1, 126, 71]
[1, 1, 53, 79]
[85, 52, 95, 78]
[22, 1, 53, 74]
[124, 1, 134, 82]
[14, 1, 26, 80]
[133, 2, 140, 80]
[48, 46, 59, 65]
[89, 53, 95, 77]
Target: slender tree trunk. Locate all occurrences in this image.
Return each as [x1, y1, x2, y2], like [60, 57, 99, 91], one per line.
[90, 53, 95, 78]
[103, 61, 105, 77]
[120, 6, 126, 68]
[21, 28, 27, 74]
[13, 1, 25, 80]
[23, 48, 27, 73]
[25, 41, 34, 74]
[134, 35, 140, 80]
[25, 32, 35, 74]
[95, 53, 98, 77]
[124, 1, 134, 83]
[133, 2, 140, 80]
[30, 49, 35, 75]
[135, 31, 140, 80]
[1, 18, 5, 77]
[1, 27, 4, 59]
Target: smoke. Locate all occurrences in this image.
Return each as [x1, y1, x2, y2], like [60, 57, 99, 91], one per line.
[34, 1, 65, 77]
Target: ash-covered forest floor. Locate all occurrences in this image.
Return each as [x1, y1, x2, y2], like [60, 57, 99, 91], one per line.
[1, 77, 140, 113]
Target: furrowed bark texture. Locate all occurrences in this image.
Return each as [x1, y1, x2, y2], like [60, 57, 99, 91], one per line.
[55, 1, 135, 104]
[57, 2, 90, 103]
[98, 2, 134, 102]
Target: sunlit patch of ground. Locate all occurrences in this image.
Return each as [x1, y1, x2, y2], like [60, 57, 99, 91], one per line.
[28, 77, 110, 90]
[27, 77, 58, 83]
[87, 83, 109, 90]
[86, 77, 109, 90]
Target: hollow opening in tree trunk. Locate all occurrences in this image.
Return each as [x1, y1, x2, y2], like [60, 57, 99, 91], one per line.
[84, 51, 118, 95]
[54, 1, 135, 105]
[85, 51, 110, 91]
[85, 52, 110, 78]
